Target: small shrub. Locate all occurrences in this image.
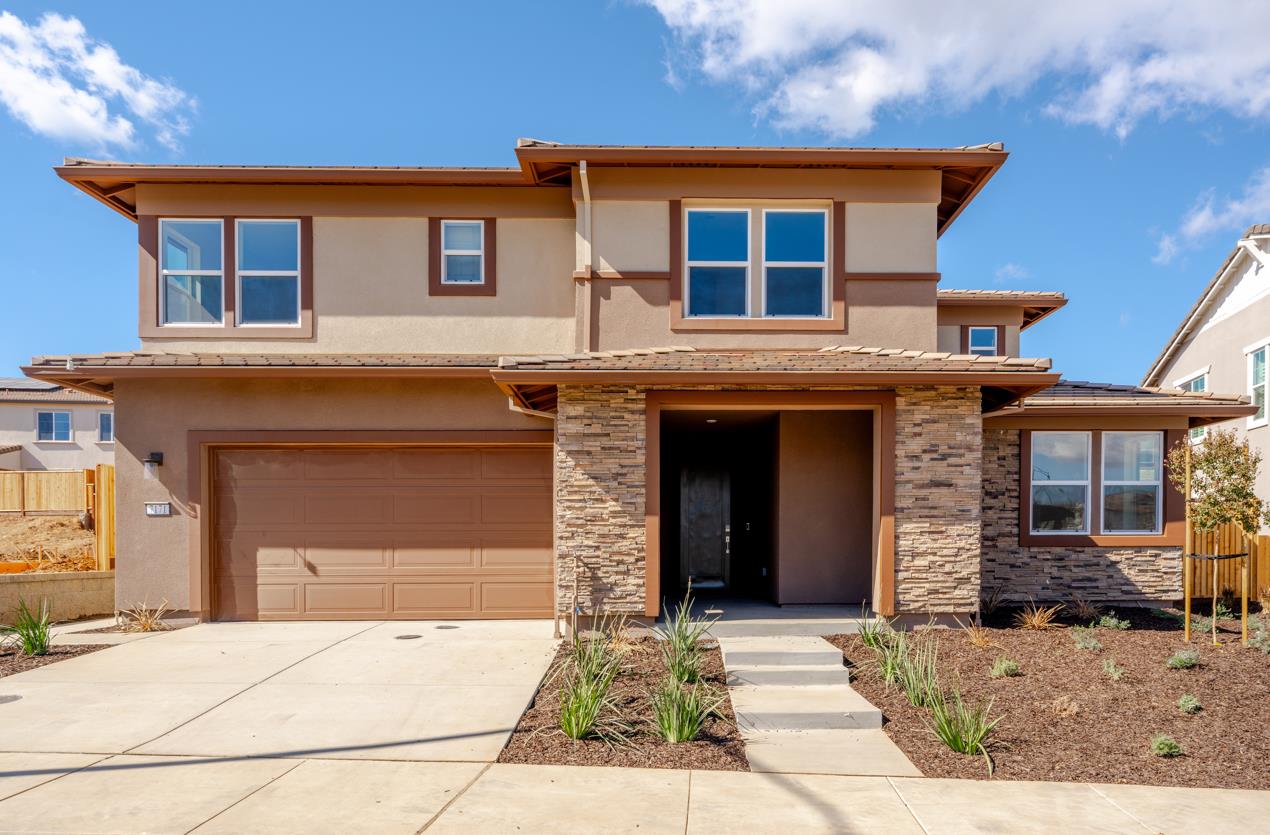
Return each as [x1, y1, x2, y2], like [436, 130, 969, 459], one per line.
[1066, 597, 1102, 622]
[926, 687, 1002, 775]
[980, 585, 1006, 617]
[1098, 612, 1130, 630]
[1150, 734, 1182, 757]
[989, 657, 1020, 678]
[876, 631, 905, 684]
[118, 599, 172, 633]
[1014, 601, 1063, 630]
[655, 596, 715, 684]
[1166, 648, 1200, 670]
[1190, 615, 1215, 635]
[955, 616, 994, 650]
[894, 635, 941, 708]
[1071, 625, 1102, 651]
[649, 678, 726, 743]
[1218, 587, 1237, 616]
[1214, 599, 1235, 621]
[1101, 658, 1125, 681]
[3, 598, 52, 656]
[1050, 694, 1080, 717]
[856, 606, 892, 650]
[558, 634, 625, 741]
[1177, 694, 1202, 715]
[1251, 620, 1270, 655]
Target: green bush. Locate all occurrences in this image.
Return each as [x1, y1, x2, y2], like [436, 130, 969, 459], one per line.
[1071, 626, 1102, 651]
[655, 596, 715, 684]
[1177, 694, 1202, 715]
[894, 635, 941, 708]
[876, 631, 905, 684]
[989, 657, 1020, 678]
[2, 599, 52, 657]
[926, 687, 1002, 775]
[1098, 612, 1130, 630]
[1251, 619, 1270, 655]
[856, 608, 892, 650]
[1166, 648, 1200, 670]
[1102, 658, 1125, 682]
[558, 630, 626, 741]
[649, 678, 726, 743]
[1150, 734, 1182, 757]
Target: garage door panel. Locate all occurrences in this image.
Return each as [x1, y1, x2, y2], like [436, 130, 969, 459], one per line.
[213, 445, 552, 621]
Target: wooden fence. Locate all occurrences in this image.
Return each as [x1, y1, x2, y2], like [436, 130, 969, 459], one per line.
[0, 467, 116, 570]
[1188, 523, 1270, 602]
[94, 464, 115, 571]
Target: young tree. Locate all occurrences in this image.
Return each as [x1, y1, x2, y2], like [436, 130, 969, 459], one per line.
[1167, 428, 1270, 644]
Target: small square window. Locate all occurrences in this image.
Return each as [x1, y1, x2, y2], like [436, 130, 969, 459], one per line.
[967, 327, 999, 357]
[441, 220, 485, 284]
[37, 411, 71, 442]
[98, 412, 114, 443]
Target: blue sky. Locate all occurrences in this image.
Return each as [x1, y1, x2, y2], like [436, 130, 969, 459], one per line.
[2, 1, 1268, 387]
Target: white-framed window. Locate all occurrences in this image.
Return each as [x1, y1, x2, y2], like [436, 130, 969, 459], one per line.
[1249, 343, 1267, 429]
[761, 209, 828, 318]
[1102, 431, 1163, 534]
[97, 411, 114, 444]
[1030, 431, 1090, 534]
[1179, 373, 1208, 441]
[237, 219, 301, 325]
[967, 326, 999, 357]
[685, 208, 750, 317]
[160, 219, 224, 325]
[440, 220, 485, 284]
[36, 410, 72, 442]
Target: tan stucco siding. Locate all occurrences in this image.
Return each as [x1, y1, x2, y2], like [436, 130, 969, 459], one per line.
[844, 204, 937, 272]
[0, 403, 114, 471]
[142, 217, 577, 354]
[592, 202, 670, 272]
[111, 377, 549, 612]
[583, 168, 941, 203]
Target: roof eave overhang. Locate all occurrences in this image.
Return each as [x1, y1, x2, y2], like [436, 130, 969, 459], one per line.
[984, 403, 1259, 428]
[935, 297, 1067, 329]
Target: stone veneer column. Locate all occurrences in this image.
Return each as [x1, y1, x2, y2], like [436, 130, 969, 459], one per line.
[554, 385, 647, 615]
[893, 386, 983, 612]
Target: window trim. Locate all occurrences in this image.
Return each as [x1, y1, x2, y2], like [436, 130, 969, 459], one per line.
[428, 217, 496, 296]
[685, 207, 751, 319]
[35, 409, 73, 443]
[1247, 340, 1268, 429]
[1100, 430, 1163, 535]
[966, 326, 1001, 357]
[97, 411, 114, 444]
[1028, 430, 1091, 536]
[760, 208, 829, 319]
[439, 219, 486, 286]
[1018, 427, 1184, 547]
[235, 219, 302, 327]
[158, 218, 225, 327]
[1176, 371, 1209, 441]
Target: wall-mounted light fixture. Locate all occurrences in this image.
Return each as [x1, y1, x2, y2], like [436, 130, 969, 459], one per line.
[142, 451, 164, 481]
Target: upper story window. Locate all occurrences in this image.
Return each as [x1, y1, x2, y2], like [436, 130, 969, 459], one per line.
[1249, 343, 1267, 428]
[441, 220, 485, 284]
[685, 206, 829, 319]
[1101, 431, 1162, 534]
[1179, 373, 1208, 441]
[237, 220, 301, 326]
[967, 326, 999, 357]
[98, 412, 114, 444]
[1030, 431, 1090, 534]
[160, 220, 223, 325]
[36, 410, 71, 442]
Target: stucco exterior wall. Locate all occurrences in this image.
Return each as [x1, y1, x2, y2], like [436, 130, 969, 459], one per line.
[111, 377, 549, 612]
[0, 403, 114, 471]
[981, 428, 1182, 604]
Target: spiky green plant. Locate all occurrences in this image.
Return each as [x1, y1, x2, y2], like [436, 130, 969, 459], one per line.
[856, 605, 892, 650]
[894, 635, 941, 708]
[3, 598, 52, 656]
[649, 677, 727, 743]
[655, 596, 716, 684]
[926, 687, 1002, 775]
[557, 632, 626, 742]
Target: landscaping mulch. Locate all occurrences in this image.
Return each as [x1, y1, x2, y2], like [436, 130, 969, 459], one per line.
[0, 644, 106, 678]
[828, 608, 1270, 789]
[499, 636, 748, 771]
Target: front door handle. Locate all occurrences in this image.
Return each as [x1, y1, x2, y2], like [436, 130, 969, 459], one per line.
[724, 524, 731, 556]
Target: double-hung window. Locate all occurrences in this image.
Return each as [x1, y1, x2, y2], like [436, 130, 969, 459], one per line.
[98, 412, 114, 444]
[1250, 344, 1267, 428]
[36, 410, 71, 442]
[686, 209, 749, 317]
[1030, 431, 1090, 533]
[762, 210, 828, 317]
[441, 220, 485, 284]
[1102, 431, 1162, 534]
[967, 327, 999, 357]
[237, 220, 301, 325]
[160, 219, 223, 325]
[1180, 374, 1208, 440]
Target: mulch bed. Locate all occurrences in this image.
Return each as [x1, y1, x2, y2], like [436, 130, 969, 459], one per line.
[0, 645, 106, 678]
[499, 636, 748, 771]
[827, 608, 1270, 789]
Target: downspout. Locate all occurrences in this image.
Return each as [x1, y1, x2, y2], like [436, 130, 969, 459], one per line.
[579, 160, 593, 273]
[576, 160, 595, 352]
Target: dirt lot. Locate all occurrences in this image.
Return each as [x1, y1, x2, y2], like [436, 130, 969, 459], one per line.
[500, 636, 748, 771]
[0, 516, 95, 570]
[0, 644, 106, 678]
[828, 608, 1270, 789]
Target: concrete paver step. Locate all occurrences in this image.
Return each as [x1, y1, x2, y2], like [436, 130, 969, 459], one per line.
[742, 729, 923, 777]
[726, 665, 851, 687]
[729, 684, 882, 730]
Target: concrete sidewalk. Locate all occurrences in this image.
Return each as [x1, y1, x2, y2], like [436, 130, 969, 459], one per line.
[0, 758, 1266, 834]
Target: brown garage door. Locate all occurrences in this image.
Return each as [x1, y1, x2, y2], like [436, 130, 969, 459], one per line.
[213, 446, 553, 620]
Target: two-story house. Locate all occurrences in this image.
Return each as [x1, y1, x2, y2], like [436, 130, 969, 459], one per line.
[1142, 226, 1270, 532]
[25, 141, 1255, 623]
[0, 377, 113, 471]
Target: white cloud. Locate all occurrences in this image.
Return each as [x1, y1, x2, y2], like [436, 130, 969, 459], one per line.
[1153, 167, 1270, 264]
[647, 0, 1270, 138]
[994, 262, 1031, 283]
[0, 11, 193, 151]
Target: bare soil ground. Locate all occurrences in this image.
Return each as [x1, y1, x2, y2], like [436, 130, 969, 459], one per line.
[0, 516, 95, 570]
[0, 644, 105, 678]
[827, 608, 1270, 788]
[499, 637, 748, 771]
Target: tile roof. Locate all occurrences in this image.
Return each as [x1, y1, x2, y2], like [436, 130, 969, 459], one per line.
[936, 289, 1066, 302]
[1023, 380, 1251, 408]
[0, 376, 109, 404]
[0, 376, 57, 390]
[28, 352, 502, 369]
[0, 444, 22, 455]
[497, 345, 1053, 374]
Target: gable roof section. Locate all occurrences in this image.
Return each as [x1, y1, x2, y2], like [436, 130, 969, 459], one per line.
[0, 376, 109, 404]
[936, 289, 1067, 329]
[987, 379, 1255, 427]
[1142, 224, 1270, 386]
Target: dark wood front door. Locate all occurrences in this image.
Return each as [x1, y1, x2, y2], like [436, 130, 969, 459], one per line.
[679, 465, 730, 590]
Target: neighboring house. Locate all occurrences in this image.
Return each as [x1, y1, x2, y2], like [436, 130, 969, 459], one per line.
[1143, 226, 1270, 532]
[24, 142, 1254, 622]
[0, 377, 114, 471]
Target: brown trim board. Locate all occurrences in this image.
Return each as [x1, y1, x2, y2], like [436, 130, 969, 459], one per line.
[643, 390, 897, 618]
[184, 429, 554, 619]
[428, 217, 498, 296]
